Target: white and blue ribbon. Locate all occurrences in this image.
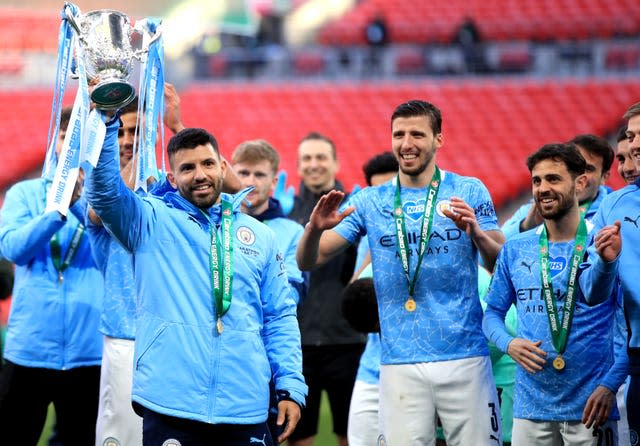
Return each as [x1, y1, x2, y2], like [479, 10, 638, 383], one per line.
[42, 2, 78, 181]
[45, 35, 93, 215]
[134, 18, 164, 192]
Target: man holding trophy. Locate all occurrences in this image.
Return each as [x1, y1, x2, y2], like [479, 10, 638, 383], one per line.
[55, 2, 305, 446]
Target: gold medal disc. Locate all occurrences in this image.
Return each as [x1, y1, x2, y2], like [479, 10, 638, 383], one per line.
[552, 355, 565, 371]
[404, 298, 417, 312]
[216, 318, 224, 334]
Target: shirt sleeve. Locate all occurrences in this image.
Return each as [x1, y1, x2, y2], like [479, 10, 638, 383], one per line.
[260, 232, 308, 407]
[598, 288, 629, 393]
[482, 245, 518, 353]
[469, 179, 500, 232]
[501, 203, 533, 240]
[85, 116, 154, 253]
[333, 189, 367, 245]
[0, 182, 66, 265]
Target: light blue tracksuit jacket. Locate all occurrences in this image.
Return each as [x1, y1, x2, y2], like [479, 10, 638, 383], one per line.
[86, 118, 307, 424]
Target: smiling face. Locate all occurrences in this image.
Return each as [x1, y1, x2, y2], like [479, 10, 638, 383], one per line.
[391, 115, 442, 180]
[626, 114, 640, 173]
[531, 158, 583, 221]
[616, 138, 639, 184]
[297, 138, 339, 193]
[234, 159, 277, 215]
[167, 143, 227, 209]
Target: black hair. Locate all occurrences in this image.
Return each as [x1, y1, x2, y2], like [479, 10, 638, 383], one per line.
[391, 100, 442, 135]
[568, 134, 614, 173]
[341, 277, 379, 333]
[119, 96, 139, 116]
[362, 151, 398, 186]
[616, 125, 628, 143]
[167, 128, 219, 166]
[526, 143, 587, 178]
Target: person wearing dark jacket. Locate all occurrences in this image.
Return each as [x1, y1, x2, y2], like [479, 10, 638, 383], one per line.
[288, 132, 365, 446]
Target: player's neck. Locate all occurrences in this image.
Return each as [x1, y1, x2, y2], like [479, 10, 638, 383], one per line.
[398, 163, 436, 189]
[244, 199, 269, 216]
[544, 205, 581, 242]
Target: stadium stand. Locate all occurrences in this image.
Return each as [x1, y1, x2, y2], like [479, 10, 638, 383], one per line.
[2, 78, 634, 208]
[317, 0, 640, 45]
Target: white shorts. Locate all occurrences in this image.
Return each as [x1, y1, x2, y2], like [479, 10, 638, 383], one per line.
[348, 380, 380, 446]
[617, 380, 630, 446]
[378, 356, 501, 446]
[513, 418, 618, 446]
[95, 336, 142, 446]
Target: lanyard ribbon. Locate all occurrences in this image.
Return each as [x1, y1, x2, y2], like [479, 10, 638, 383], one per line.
[201, 201, 234, 334]
[578, 199, 592, 220]
[538, 218, 587, 355]
[50, 223, 85, 283]
[393, 166, 441, 301]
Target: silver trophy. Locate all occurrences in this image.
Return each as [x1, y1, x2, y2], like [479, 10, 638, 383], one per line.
[65, 3, 161, 110]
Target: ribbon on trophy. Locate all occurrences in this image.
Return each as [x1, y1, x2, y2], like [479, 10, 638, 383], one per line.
[45, 2, 95, 216]
[42, 2, 78, 183]
[43, 2, 164, 213]
[134, 17, 165, 192]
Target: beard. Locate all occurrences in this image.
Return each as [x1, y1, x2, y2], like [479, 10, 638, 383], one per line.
[188, 176, 224, 209]
[398, 148, 435, 178]
[536, 187, 575, 220]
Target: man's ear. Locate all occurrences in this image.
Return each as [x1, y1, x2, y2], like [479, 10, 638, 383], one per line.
[601, 170, 611, 184]
[167, 171, 177, 188]
[575, 173, 588, 195]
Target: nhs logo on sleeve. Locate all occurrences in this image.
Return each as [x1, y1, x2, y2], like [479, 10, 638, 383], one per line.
[403, 199, 425, 222]
[549, 256, 567, 278]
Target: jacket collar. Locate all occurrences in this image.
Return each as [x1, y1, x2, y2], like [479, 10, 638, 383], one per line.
[253, 197, 285, 222]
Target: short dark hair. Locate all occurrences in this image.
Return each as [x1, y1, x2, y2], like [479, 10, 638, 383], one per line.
[299, 131, 337, 160]
[119, 96, 139, 116]
[526, 143, 587, 178]
[341, 277, 379, 333]
[616, 125, 628, 144]
[391, 100, 442, 135]
[568, 134, 614, 173]
[167, 128, 219, 167]
[60, 106, 73, 132]
[362, 151, 398, 186]
[232, 139, 280, 174]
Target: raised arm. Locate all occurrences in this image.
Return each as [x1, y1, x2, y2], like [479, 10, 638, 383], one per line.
[85, 114, 154, 252]
[296, 190, 353, 271]
[579, 221, 621, 305]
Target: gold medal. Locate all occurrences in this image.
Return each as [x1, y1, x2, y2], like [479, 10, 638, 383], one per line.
[404, 297, 417, 312]
[552, 355, 565, 371]
[216, 318, 224, 334]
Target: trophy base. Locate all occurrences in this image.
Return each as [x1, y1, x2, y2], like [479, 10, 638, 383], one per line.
[91, 80, 136, 111]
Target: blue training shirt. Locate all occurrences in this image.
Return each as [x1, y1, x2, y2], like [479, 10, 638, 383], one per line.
[334, 171, 499, 364]
[483, 225, 621, 421]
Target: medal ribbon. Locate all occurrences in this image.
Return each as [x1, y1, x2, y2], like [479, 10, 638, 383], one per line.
[393, 166, 441, 300]
[50, 223, 85, 281]
[201, 200, 234, 325]
[538, 218, 587, 355]
[578, 199, 592, 219]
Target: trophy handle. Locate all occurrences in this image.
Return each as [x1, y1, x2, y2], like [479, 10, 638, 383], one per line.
[63, 2, 81, 35]
[132, 20, 162, 60]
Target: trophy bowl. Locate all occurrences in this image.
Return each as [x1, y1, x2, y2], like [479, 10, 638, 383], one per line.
[67, 8, 146, 110]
